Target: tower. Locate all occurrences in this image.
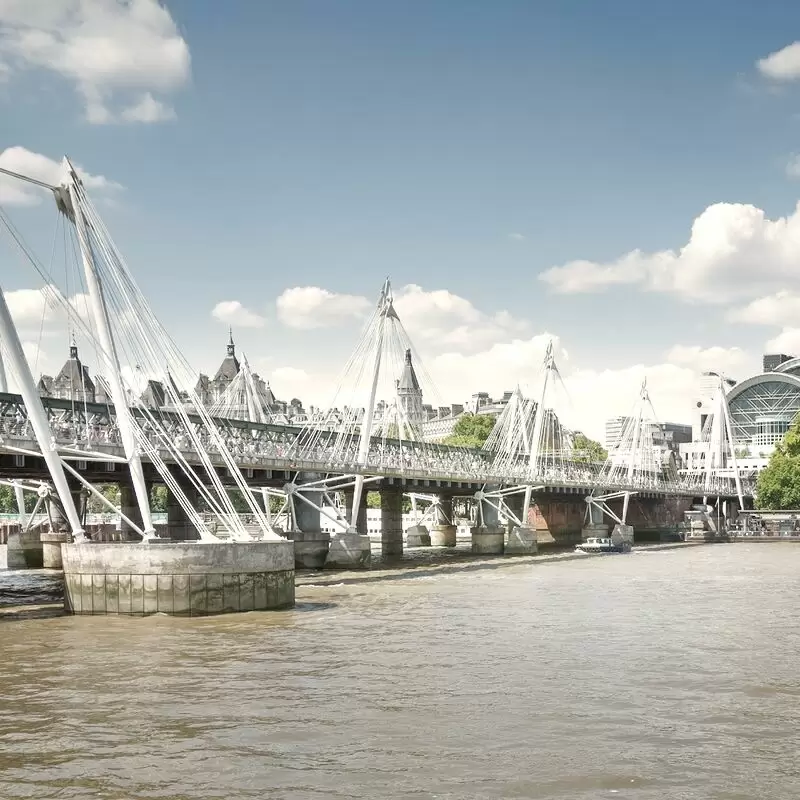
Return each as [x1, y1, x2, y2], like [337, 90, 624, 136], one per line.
[210, 328, 241, 402]
[396, 348, 424, 430]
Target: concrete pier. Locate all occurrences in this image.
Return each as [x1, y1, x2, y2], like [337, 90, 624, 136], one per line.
[471, 490, 505, 554]
[430, 496, 456, 547]
[406, 524, 431, 547]
[119, 481, 148, 541]
[325, 532, 371, 569]
[61, 540, 295, 615]
[582, 504, 609, 542]
[6, 528, 43, 569]
[380, 488, 404, 557]
[166, 481, 200, 541]
[325, 488, 371, 569]
[289, 474, 331, 568]
[41, 531, 70, 569]
[505, 526, 539, 555]
[430, 524, 457, 547]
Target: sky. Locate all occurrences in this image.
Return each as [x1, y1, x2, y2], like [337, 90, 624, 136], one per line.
[3, 0, 800, 439]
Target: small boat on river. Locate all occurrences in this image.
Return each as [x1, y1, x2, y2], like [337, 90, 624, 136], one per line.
[575, 536, 632, 554]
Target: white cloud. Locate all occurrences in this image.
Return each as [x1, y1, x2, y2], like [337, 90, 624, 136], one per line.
[665, 344, 751, 379]
[787, 154, 800, 179]
[757, 41, 800, 81]
[0, 0, 190, 124]
[275, 283, 529, 353]
[766, 328, 800, 356]
[0, 146, 121, 205]
[118, 91, 176, 123]
[211, 301, 266, 329]
[394, 284, 529, 353]
[272, 366, 309, 383]
[728, 290, 800, 327]
[508, 232, 526, 241]
[539, 201, 800, 303]
[276, 286, 371, 330]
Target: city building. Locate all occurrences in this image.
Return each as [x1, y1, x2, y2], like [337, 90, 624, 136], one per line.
[38, 340, 104, 405]
[680, 355, 800, 475]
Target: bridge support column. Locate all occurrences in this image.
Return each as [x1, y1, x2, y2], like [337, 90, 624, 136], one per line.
[167, 482, 200, 541]
[504, 494, 538, 555]
[120, 481, 150, 542]
[471, 491, 504, 555]
[582, 503, 609, 542]
[380, 487, 404, 557]
[325, 487, 370, 569]
[288, 473, 331, 569]
[430, 495, 456, 547]
[49, 477, 84, 534]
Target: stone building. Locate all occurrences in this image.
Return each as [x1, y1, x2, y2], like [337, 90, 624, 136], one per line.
[396, 348, 424, 430]
[37, 341, 98, 404]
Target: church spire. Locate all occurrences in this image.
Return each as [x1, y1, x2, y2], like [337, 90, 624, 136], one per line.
[227, 327, 235, 357]
[69, 333, 78, 360]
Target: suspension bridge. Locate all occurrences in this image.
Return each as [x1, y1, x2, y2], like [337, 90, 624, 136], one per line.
[0, 158, 750, 596]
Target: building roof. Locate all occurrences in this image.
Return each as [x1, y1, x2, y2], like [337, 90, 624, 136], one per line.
[397, 348, 420, 392]
[213, 330, 240, 383]
[54, 342, 94, 392]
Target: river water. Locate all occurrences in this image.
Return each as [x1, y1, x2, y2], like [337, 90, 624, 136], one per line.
[2, 544, 799, 799]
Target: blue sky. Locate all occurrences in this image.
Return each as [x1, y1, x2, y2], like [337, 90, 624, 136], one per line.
[3, 0, 800, 437]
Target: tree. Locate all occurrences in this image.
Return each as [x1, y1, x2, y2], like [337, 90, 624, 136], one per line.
[757, 420, 800, 509]
[572, 433, 608, 463]
[151, 485, 168, 513]
[86, 484, 120, 514]
[441, 414, 496, 449]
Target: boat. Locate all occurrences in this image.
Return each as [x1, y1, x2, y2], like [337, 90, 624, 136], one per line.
[575, 536, 632, 554]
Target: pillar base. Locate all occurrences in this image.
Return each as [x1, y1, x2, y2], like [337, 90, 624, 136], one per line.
[471, 526, 504, 555]
[324, 533, 371, 569]
[581, 523, 610, 541]
[61, 540, 295, 615]
[41, 531, 72, 570]
[611, 524, 634, 548]
[406, 524, 431, 547]
[287, 529, 330, 569]
[505, 525, 538, 555]
[430, 524, 457, 547]
[6, 529, 43, 569]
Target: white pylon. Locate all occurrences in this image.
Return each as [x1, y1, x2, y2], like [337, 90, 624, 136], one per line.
[63, 163, 156, 539]
[0, 284, 86, 540]
[349, 278, 393, 530]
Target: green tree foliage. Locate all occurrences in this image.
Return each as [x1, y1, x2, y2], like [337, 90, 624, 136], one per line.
[366, 491, 381, 509]
[151, 485, 168, 513]
[572, 433, 608, 463]
[85, 484, 119, 514]
[757, 421, 800, 509]
[441, 414, 496, 449]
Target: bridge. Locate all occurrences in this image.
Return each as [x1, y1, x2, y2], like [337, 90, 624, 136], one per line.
[0, 159, 751, 570]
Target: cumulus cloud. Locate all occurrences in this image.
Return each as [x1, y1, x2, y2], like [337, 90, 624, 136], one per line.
[276, 286, 371, 330]
[211, 301, 266, 329]
[539, 201, 800, 303]
[394, 284, 529, 353]
[757, 41, 800, 81]
[728, 290, 800, 327]
[118, 91, 176, 123]
[276, 283, 529, 353]
[0, 146, 121, 205]
[0, 0, 191, 123]
[766, 328, 800, 356]
[665, 344, 750, 378]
